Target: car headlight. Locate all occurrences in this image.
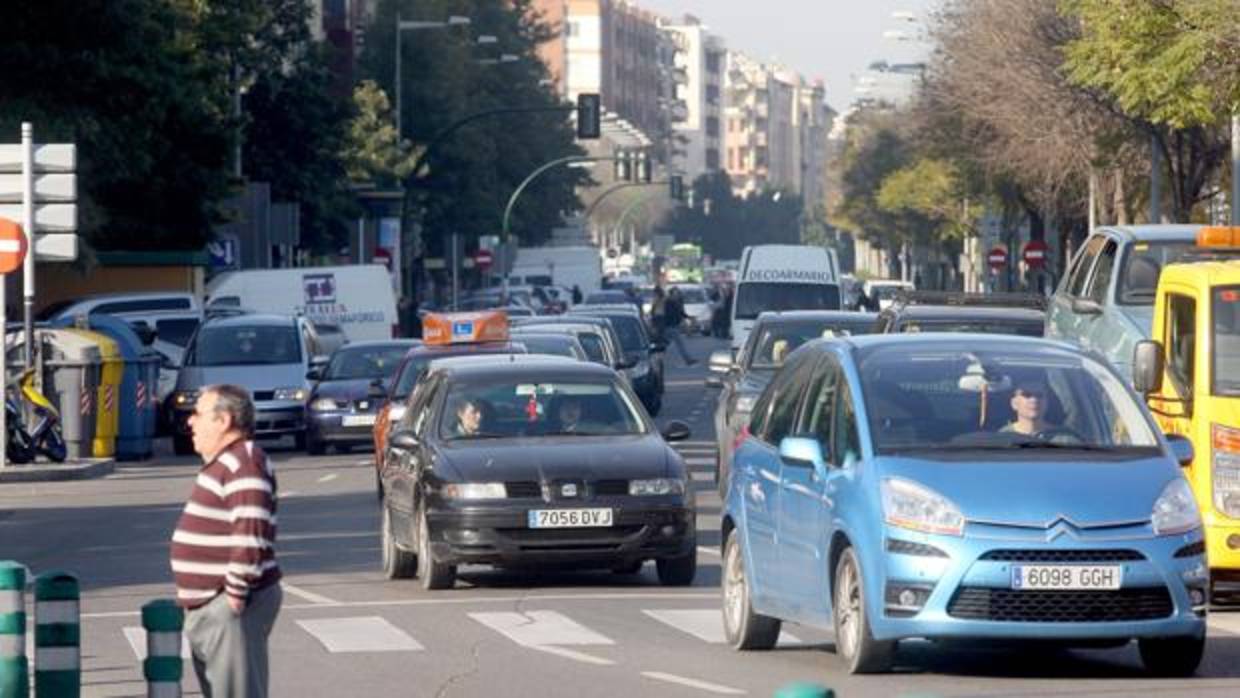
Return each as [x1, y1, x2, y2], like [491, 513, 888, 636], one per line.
[734, 394, 757, 415]
[1213, 424, 1240, 518]
[1152, 477, 1201, 536]
[173, 390, 199, 408]
[881, 478, 965, 537]
[629, 478, 686, 496]
[273, 387, 308, 402]
[441, 482, 507, 500]
[310, 398, 339, 412]
[387, 405, 407, 422]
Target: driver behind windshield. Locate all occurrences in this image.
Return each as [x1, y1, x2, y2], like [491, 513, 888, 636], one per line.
[1000, 379, 1079, 443]
[451, 398, 484, 437]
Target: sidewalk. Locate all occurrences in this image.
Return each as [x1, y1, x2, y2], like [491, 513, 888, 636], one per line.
[0, 458, 115, 483]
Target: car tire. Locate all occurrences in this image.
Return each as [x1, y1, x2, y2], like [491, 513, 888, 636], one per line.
[657, 552, 696, 586]
[833, 546, 894, 674]
[722, 529, 780, 650]
[1138, 635, 1204, 677]
[172, 434, 194, 456]
[417, 505, 456, 590]
[306, 434, 326, 456]
[381, 506, 417, 579]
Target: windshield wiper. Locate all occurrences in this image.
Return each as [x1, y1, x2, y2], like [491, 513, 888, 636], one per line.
[1009, 440, 1118, 452]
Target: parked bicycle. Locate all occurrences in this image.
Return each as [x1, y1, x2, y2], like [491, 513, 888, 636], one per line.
[6, 367, 67, 464]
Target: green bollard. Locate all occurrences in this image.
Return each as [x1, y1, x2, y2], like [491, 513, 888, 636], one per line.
[0, 562, 28, 698]
[33, 572, 79, 698]
[141, 601, 183, 698]
[774, 683, 834, 698]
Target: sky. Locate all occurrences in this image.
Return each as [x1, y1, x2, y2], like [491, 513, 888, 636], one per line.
[637, 0, 940, 111]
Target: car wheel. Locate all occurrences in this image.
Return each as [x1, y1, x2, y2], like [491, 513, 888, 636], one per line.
[1138, 635, 1204, 677]
[657, 552, 696, 586]
[722, 529, 780, 650]
[833, 546, 894, 674]
[306, 434, 326, 456]
[381, 506, 417, 579]
[417, 505, 456, 590]
[172, 434, 194, 456]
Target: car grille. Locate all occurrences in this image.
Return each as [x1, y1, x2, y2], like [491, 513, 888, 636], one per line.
[594, 480, 629, 496]
[253, 390, 276, 401]
[503, 480, 631, 499]
[947, 586, 1173, 622]
[505, 481, 542, 498]
[499, 526, 646, 551]
[979, 549, 1144, 563]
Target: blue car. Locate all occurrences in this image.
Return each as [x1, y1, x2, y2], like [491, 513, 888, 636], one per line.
[721, 334, 1207, 675]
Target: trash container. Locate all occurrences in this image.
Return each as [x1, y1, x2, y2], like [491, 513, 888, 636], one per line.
[54, 315, 157, 461]
[4, 329, 102, 460]
[62, 329, 120, 458]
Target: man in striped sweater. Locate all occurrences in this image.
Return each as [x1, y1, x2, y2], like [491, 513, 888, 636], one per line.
[171, 384, 283, 698]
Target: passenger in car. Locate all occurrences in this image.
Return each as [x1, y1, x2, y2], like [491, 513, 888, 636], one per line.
[451, 398, 484, 437]
[1000, 380, 1079, 443]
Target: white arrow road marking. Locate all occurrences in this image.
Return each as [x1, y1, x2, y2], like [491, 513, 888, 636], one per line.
[641, 672, 746, 695]
[642, 609, 799, 645]
[296, 617, 423, 653]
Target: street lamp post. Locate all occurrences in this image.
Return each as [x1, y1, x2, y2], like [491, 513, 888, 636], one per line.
[394, 14, 471, 141]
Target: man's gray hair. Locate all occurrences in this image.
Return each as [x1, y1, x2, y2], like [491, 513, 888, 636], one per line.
[203, 384, 256, 437]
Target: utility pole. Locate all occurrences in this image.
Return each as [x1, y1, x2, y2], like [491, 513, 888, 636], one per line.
[1150, 133, 1162, 224]
[1232, 115, 1240, 225]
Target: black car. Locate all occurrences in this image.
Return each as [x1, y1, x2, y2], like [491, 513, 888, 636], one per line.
[378, 356, 696, 590]
[305, 340, 420, 454]
[709, 310, 877, 496]
[568, 304, 665, 415]
[874, 291, 1046, 336]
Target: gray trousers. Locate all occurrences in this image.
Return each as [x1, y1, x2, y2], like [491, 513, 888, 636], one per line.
[185, 583, 282, 698]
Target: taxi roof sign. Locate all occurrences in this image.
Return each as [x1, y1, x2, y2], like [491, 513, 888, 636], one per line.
[1197, 226, 1240, 248]
[422, 311, 509, 345]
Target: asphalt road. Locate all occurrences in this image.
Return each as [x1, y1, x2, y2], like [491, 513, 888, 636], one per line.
[4, 333, 1240, 697]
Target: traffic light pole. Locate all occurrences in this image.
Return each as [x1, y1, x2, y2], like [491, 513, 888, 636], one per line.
[584, 180, 669, 224]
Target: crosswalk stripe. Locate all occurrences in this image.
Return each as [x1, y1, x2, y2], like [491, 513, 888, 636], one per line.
[690, 472, 714, 482]
[1208, 613, 1240, 635]
[469, 610, 614, 647]
[642, 609, 800, 645]
[641, 671, 746, 695]
[683, 457, 716, 466]
[122, 627, 191, 660]
[296, 616, 423, 653]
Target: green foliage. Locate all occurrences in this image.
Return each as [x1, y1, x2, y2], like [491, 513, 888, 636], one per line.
[657, 172, 804, 260]
[344, 81, 418, 186]
[878, 158, 981, 241]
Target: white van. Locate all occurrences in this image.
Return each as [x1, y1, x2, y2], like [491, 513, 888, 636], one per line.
[206, 265, 398, 341]
[731, 245, 842, 350]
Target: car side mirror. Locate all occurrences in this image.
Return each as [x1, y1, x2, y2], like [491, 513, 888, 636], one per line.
[1071, 298, 1103, 316]
[1133, 340, 1165, 395]
[390, 431, 419, 451]
[779, 436, 828, 472]
[661, 420, 691, 442]
[305, 368, 322, 381]
[1166, 433, 1194, 467]
[708, 349, 734, 374]
[310, 354, 330, 369]
[368, 378, 388, 399]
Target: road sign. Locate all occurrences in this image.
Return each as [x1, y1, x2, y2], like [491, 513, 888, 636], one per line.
[33, 233, 77, 262]
[0, 203, 75, 232]
[0, 174, 76, 203]
[988, 246, 1007, 271]
[0, 218, 29, 274]
[474, 249, 494, 270]
[207, 237, 238, 270]
[1023, 239, 1049, 269]
[0, 143, 76, 173]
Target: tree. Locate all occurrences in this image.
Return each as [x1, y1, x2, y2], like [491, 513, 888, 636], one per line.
[878, 158, 982, 241]
[657, 172, 804, 260]
[343, 81, 417, 187]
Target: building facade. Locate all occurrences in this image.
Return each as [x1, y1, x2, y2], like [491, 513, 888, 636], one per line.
[663, 16, 725, 180]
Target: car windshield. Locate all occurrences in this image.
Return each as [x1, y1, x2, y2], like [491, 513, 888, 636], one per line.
[870, 285, 909, 300]
[155, 318, 200, 347]
[440, 379, 645, 439]
[735, 283, 840, 320]
[592, 315, 644, 353]
[858, 345, 1159, 454]
[1214, 286, 1240, 396]
[586, 291, 628, 304]
[900, 320, 1044, 337]
[1118, 242, 1196, 305]
[677, 287, 708, 304]
[188, 325, 301, 366]
[749, 320, 875, 370]
[576, 334, 607, 363]
[392, 347, 520, 399]
[324, 345, 409, 380]
[513, 335, 578, 359]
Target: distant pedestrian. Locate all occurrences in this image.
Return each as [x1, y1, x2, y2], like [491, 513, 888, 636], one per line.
[650, 286, 668, 340]
[571, 284, 583, 305]
[664, 287, 696, 366]
[173, 385, 282, 698]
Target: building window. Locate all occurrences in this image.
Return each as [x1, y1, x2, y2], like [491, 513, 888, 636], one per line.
[565, 20, 578, 37]
[705, 52, 721, 74]
[706, 117, 720, 137]
[705, 85, 720, 105]
[706, 149, 720, 170]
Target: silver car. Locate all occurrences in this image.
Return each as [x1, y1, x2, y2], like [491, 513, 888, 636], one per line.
[168, 312, 328, 454]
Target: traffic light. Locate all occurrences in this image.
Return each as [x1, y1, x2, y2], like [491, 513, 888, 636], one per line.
[669, 175, 684, 202]
[576, 93, 601, 139]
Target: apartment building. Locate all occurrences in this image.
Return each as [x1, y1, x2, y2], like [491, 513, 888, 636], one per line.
[663, 15, 726, 179]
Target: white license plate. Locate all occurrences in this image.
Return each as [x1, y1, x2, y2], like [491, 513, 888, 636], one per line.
[1011, 565, 1122, 590]
[341, 414, 376, 427]
[527, 508, 613, 529]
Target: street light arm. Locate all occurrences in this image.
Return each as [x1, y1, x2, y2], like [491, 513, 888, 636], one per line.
[409, 105, 575, 180]
[584, 180, 670, 223]
[502, 155, 617, 243]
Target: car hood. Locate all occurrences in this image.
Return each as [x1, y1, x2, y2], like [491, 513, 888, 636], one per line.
[177, 363, 306, 392]
[313, 378, 386, 402]
[435, 434, 673, 482]
[877, 454, 1176, 529]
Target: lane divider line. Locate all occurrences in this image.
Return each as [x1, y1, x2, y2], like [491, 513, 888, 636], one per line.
[282, 584, 337, 605]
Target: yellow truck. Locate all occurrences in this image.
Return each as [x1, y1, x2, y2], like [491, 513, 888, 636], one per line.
[1133, 226, 1240, 602]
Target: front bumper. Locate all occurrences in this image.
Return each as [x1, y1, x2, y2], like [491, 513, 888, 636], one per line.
[173, 401, 306, 437]
[425, 499, 695, 568]
[869, 527, 1208, 643]
[307, 411, 379, 444]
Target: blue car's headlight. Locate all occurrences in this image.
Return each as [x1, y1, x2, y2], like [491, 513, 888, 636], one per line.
[881, 478, 965, 537]
[1151, 477, 1201, 536]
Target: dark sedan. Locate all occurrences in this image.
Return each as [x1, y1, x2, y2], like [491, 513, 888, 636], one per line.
[306, 340, 420, 454]
[379, 356, 696, 590]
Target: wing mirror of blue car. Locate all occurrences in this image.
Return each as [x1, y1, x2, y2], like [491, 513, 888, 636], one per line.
[390, 431, 419, 451]
[1132, 340, 1165, 395]
[1166, 433, 1194, 467]
[779, 436, 828, 473]
[661, 420, 691, 442]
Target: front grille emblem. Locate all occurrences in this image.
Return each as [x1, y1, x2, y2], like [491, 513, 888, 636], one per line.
[561, 483, 578, 498]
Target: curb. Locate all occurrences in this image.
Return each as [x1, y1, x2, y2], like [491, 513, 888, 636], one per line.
[0, 459, 115, 483]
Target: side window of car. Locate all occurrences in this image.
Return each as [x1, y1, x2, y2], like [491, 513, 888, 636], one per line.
[764, 355, 815, 445]
[797, 357, 840, 455]
[832, 381, 861, 465]
[1085, 239, 1118, 304]
[1166, 294, 1196, 398]
[408, 375, 441, 437]
[1066, 235, 1106, 298]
